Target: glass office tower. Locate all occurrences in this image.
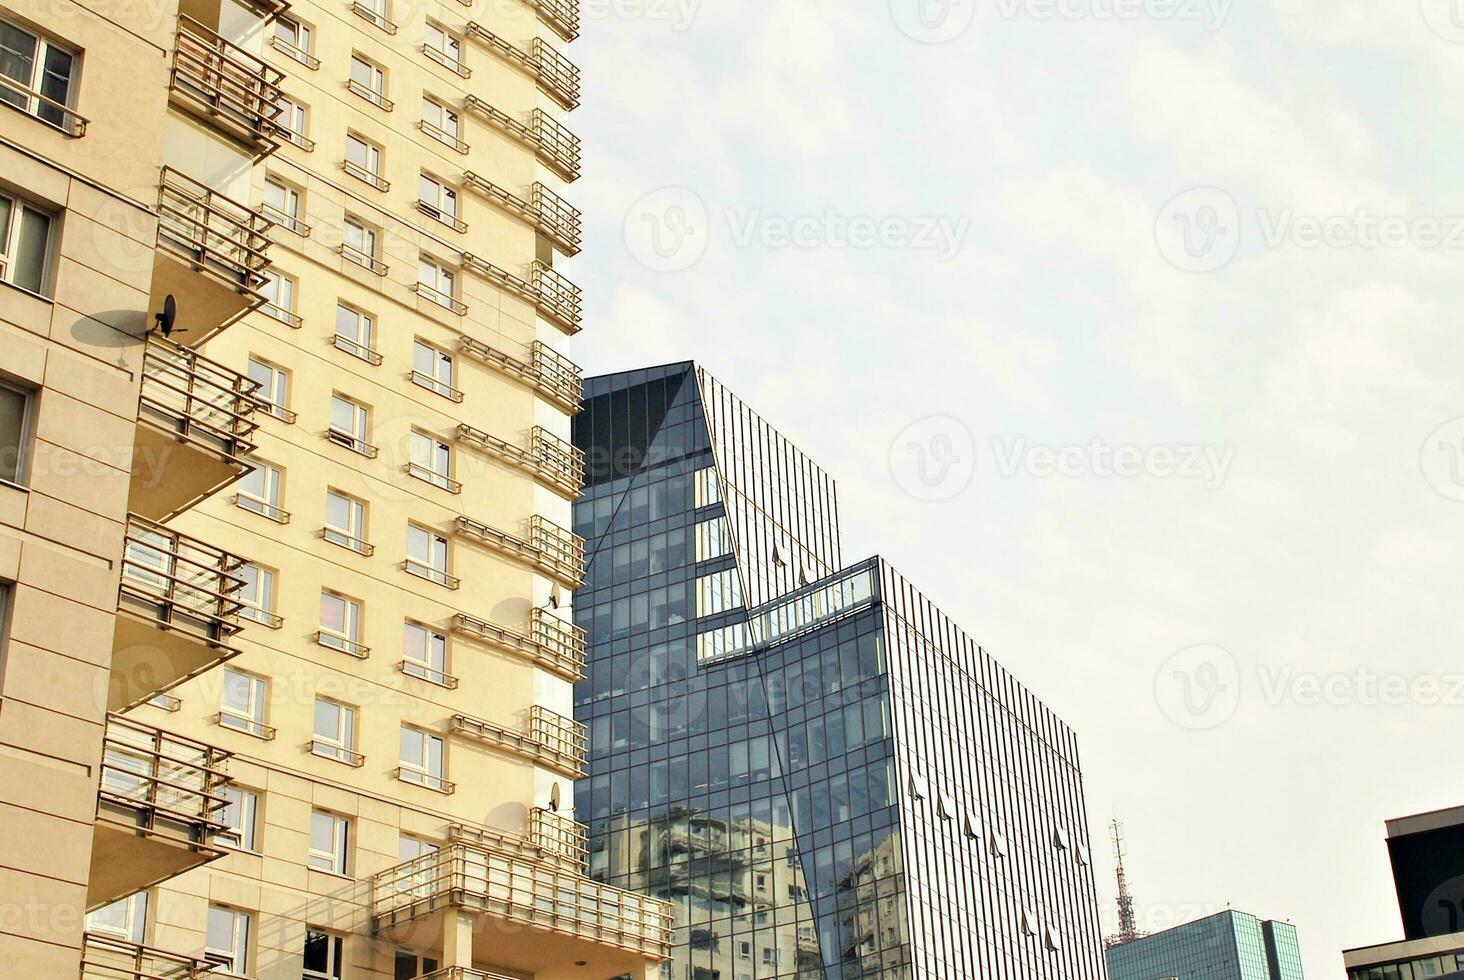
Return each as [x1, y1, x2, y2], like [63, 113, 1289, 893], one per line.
[571, 362, 1108, 979]
[1105, 910, 1305, 980]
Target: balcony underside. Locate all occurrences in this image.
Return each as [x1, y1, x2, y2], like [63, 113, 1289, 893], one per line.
[149, 245, 258, 348]
[130, 417, 248, 520]
[111, 601, 238, 712]
[376, 905, 658, 979]
[88, 801, 227, 911]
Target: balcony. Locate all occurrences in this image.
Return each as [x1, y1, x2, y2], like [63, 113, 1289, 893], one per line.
[88, 714, 232, 910]
[450, 705, 586, 779]
[531, 261, 582, 333]
[80, 931, 220, 979]
[153, 167, 274, 344]
[370, 841, 673, 976]
[455, 423, 583, 498]
[168, 15, 283, 156]
[463, 23, 579, 111]
[462, 97, 581, 182]
[131, 336, 260, 520]
[112, 514, 247, 711]
[525, 0, 579, 43]
[461, 173, 580, 257]
[458, 336, 583, 413]
[454, 514, 584, 587]
[451, 609, 584, 682]
[458, 253, 581, 335]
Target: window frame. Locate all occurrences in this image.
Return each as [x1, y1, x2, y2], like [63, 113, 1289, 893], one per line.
[218, 668, 270, 738]
[324, 489, 370, 554]
[246, 356, 291, 418]
[407, 429, 455, 491]
[308, 809, 351, 876]
[398, 724, 448, 792]
[86, 891, 148, 944]
[0, 189, 56, 295]
[405, 524, 455, 588]
[237, 562, 279, 628]
[318, 589, 366, 656]
[0, 378, 33, 488]
[220, 785, 261, 852]
[0, 17, 80, 134]
[311, 696, 359, 765]
[236, 459, 287, 523]
[402, 621, 452, 687]
[410, 340, 458, 401]
[303, 928, 345, 980]
[204, 904, 250, 972]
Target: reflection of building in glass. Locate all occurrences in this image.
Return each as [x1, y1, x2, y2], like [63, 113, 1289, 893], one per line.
[1105, 910, 1304, 980]
[572, 362, 1108, 978]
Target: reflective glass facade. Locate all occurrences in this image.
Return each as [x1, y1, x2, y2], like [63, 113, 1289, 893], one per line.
[573, 362, 1106, 979]
[1105, 910, 1305, 980]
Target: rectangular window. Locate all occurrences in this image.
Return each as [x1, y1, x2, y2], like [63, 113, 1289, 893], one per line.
[341, 217, 379, 271]
[402, 622, 451, 686]
[0, 380, 31, 485]
[303, 929, 345, 980]
[399, 725, 447, 791]
[311, 697, 358, 765]
[395, 951, 440, 980]
[417, 173, 459, 225]
[416, 256, 458, 310]
[204, 905, 250, 972]
[0, 190, 55, 294]
[257, 271, 298, 327]
[308, 810, 350, 875]
[275, 94, 310, 148]
[694, 466, 721, 507]
[262, 176, 305, 233]
[273, 16, 311, 52]
[410, 341, 457, 400]
[247, 357, 290, 418]
[420, 96, 461, 150]
[236, 460, 286, 522]
[0, 18, 76, 131]
[405, 525, 454, 588]
[328, 395, 372, 455]
[348, 53, 388, 108]
[423, 22, 462, 71]
[220, 785, 260, 851]
[695, 516, 732, 561]
[87, 892, 147, 943]
[324, 490, 369, 554]
[345, 132, 385, 187]
[237, 563, 278, 627]
[407, 430, 454, 491]
[318, 591, 365, 656]
[219, 669, 269, 737]
[697, 567, 742, 616]
[333, 304, 379, 363]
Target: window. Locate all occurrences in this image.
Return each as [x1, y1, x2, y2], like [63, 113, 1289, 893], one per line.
[0, 380, 31, 485]
[0, 190, 54, 293]
[416, 255, 458, 310]
[354, 0, 392, 30]
[204, 905, 250, 972]
[309, 810, 350, 875]
[324, 490, 369, 554]
[341, 216, 380, 271]
[0, 18, 76, 131]
[237, 460, 287, 522]
[318, 591, 365, 656]
[272, 15, 316, 66]
[399, 725, 448, 791]
[221, 785, 260, 851]
[411, 341, 458, 400]
[395, 951, 440, 980]
[395, 835, 438, 895]
[275, 94, 311, 148]
[333, 304, 379, 363]
[311, 697, 359, 765]
[696, 567, 741, 616]
[407, 430, 454, 491]
[405, 525, 454, 588]
[423, 22, 463, 73]
[417, 173, 461, 229]
[219, 669, 270, 737]
[237, 563, 278, 627]
[403, 622, 451, 686]
[399, 834, 437, 863]
[87, 892, 147, 943]
[258, 270, 299, 327]
[247, 356, 291, 419]
[420, 96, 462, 150]
[262, 177, 306, 234]
[328, 394, 372, 456]
[303, 929, 345, 979]
[345, 132, 385, 189]
[348, 54, 389, 109]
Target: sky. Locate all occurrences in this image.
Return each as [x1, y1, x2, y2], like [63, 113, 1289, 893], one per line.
[565, 1, 1464, 975]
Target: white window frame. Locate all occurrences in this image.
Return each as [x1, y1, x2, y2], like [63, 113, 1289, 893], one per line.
[318, 590, 365, 655]
[237, 562, 277, 627]
[236, 459, 285, 522]
[87, 892, 148, 943]
[219, 668, 269, 737]
[418, 173, 459, 221]
[261, 176, 305, 232]
[311, 697, 358, 764]
[324, 489, 369, 553]
[411, 340, 457, 400]
[0, 18, 77, 131]
[275, 94, 310, 146]
[309, 809, 350, 876]
[247, 356, 290, 418]
[416, 255, 457, 309]
[0, 379, 33, 486]
[348, 53, 387, 107]
[345, 131, 383, 177]
[405, 525, 453, 587]
[407, 429, 454, 490]
[257, 270, 297, 326]
[420, 96, 461, 149]
[303, 929, 345, 980]
[220, 785, 261, 851]
[342, 216, 378, 269]
[424, 22, 463, 70]
[398, 725, 447, 791]
[328, 394, 371, 455]
[402, 621, 450, 686]
[0, 189, 55, 294]
[204, 905, 250, 972]
[334, 303, 377, 362]
[272, 14, 313, 60]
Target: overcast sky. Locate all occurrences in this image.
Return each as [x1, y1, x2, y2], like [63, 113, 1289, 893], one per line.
[567, 1, 1464, 974]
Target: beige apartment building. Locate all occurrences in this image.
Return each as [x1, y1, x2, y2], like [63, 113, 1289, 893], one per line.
[0, 0, 673, 975]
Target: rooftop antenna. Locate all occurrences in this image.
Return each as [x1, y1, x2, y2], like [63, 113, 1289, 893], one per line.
[1105, 819, 1146, 949]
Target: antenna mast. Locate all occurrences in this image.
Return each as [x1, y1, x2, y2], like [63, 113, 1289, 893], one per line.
[1105, 819, 1145, 949]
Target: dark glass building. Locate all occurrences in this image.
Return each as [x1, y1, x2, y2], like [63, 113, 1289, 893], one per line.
[1105, 910, 1305, 980]
[571, 362, 1107, 979]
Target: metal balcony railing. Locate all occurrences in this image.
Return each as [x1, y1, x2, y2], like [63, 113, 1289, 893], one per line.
[80, 930, 222, 979]
[462, 97, 580, 182]
[0, 73, 88, 136]
[451, 611, 585, 682]
[370, 843, 673, 959]
[118, 514, 248, 649]
[418, 969, 519, 980]
[451, 707, 585, 778]
[525, 0, 579, 42]
[531, 807, 588, 870]
[270, 34, 319, 70]
[463, 22, 579, 111]
[138, 336, 261, 466]
[531, 183, 582, 255]
[455, 423, 582, 497]
[157, 167, 273, 293]
[351, 0, 398, 33]
[530, 607, 586, 674]
[531, 261, 582, 333]
[421, 42, 470, 77]
[457, 335, 582, 413]
[453, 513, 584, 587]
[97, 713, 232, 843]
[347, 78, 394, 111]
[170, 15, 284, 154]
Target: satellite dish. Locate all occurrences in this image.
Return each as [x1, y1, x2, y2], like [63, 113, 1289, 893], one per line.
[154, 294, 183, 337]
[549, 783, 562, 812]
[548, 583, 562, 609]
